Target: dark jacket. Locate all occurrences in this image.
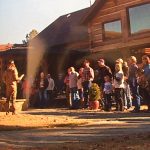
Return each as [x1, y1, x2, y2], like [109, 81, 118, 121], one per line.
[35, 77, 49, 90]
[98, 65, 112, 84]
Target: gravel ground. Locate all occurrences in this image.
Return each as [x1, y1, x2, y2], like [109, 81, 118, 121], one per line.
[0, 107, 150, 149]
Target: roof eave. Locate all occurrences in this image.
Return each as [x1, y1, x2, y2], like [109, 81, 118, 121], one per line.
[81, 0, 106, 25]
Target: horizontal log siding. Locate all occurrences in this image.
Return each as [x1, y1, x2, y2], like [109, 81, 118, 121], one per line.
[65, 41, 89, 50]
[89, 0, 150, 51]
[91, 37, 150, 53]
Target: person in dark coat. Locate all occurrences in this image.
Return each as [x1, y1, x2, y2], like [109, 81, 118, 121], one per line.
[36, 72, 48, 108]
[142, 55, 150, 111]
[128, 56, 141, 112]
[97, 58, 112, 90]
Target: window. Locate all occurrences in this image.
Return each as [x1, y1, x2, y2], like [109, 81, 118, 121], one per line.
[103, 20, 122, 40]
[129, 3, 150, 34]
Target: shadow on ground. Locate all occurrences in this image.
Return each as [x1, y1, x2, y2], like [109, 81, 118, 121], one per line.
[25, 108, 150, 120]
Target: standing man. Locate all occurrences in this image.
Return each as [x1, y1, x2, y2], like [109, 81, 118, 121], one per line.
[82, 59, 94, 108]
[46, 74, 55, 107]
[128, 56, 141, 112]
[3, 60, 24, 114]
[142, 55, 150, 111]
[97, 58, 112, 90]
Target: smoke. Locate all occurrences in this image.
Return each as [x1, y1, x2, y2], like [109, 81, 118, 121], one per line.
[26, 38, 46, 100]
[27, 38, 46, 80]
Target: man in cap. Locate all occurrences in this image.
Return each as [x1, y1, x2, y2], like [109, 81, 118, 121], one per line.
[3, 60, 24, 114]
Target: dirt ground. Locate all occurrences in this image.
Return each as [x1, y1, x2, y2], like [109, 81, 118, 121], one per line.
[0, 107, 150, 149]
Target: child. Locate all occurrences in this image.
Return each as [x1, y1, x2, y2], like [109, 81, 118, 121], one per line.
[77, 68, 84, 108]
[113, 64, 125, 111]
[103, 75, 113, 111]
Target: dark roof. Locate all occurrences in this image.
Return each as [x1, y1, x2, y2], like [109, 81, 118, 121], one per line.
[0, 44, 27, 55]
[32, 8, 90, 49]
[81, 0, 106, 24]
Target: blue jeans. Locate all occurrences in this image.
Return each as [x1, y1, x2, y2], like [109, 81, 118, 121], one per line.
[124, 83, 132, 108]
[82, 81, 92, 108]
[129, 81, 140, 111]
[70, 87, 79, 108]
[104, 93, 112, 111]
[115, 88, 124, 111]
[46, 90, 54, 106]
[39, 89, 47, 108]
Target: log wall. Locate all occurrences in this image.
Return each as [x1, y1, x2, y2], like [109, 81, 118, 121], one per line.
[88, 0, 150, 52]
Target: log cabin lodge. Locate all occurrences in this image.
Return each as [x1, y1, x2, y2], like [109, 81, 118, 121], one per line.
[0, 0, 150, 81]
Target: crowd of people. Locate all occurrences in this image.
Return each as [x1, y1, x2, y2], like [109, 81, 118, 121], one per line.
[1, 54, 150, 114]
[63, 55, 150, 112]
[22, 72, 55, 108]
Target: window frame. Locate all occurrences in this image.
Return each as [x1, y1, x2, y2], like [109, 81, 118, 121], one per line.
[127, 2, 150, 36]
[102, 19, 123, 41]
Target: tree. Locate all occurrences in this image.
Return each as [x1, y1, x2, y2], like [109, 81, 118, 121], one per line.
[28, 29, 39, 40]
[22, 29, 39, 44]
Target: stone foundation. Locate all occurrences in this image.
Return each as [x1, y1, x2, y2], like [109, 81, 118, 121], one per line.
[0, 99, 28, 112]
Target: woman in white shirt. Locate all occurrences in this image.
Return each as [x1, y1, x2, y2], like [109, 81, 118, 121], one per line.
[113, 63, 124, 111]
